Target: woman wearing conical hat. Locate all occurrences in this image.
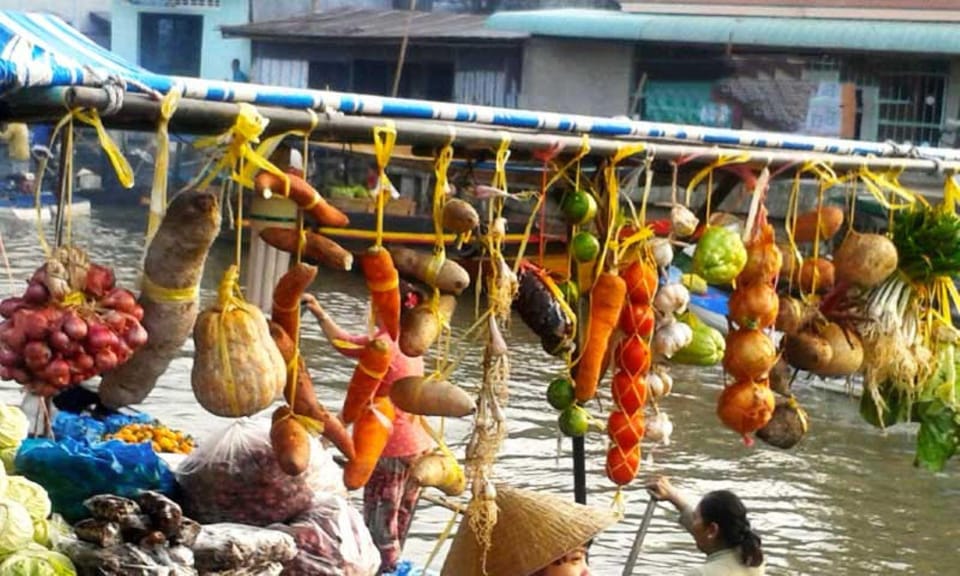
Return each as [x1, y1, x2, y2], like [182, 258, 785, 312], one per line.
[441, 485, 619, 576]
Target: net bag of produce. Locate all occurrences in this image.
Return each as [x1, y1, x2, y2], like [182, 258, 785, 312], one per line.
[271, 493, 380, 576]
[14, 437, 176, 523]
[175, 419, 325, 526]
[192, 523, 297, 574]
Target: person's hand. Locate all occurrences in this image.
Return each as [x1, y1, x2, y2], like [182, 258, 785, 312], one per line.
[645, 475, 676, 502]
[301, 293, 322, 315]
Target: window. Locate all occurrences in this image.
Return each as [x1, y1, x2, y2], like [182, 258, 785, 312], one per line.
[842, 59, 948, 146]
[139, 13, 202, 77]
[308, 61, 350, 91]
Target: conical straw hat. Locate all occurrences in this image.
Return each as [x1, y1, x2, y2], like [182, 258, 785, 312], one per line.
[441, 485, 619, 576]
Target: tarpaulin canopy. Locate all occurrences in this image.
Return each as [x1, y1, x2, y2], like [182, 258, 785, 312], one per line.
[2, 10, 960, 163]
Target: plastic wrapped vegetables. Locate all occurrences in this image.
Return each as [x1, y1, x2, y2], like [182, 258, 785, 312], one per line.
[176, 419, 327, 526]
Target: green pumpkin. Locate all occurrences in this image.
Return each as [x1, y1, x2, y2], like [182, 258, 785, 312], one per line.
[671, 312, 725, 366]
[692, 226, 748, 285]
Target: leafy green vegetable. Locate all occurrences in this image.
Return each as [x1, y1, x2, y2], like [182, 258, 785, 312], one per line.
[0, 404, 28, 449]
[891, 206, 960, 282]
[914, 400, 960, 472]
[0, 543, 76, 575]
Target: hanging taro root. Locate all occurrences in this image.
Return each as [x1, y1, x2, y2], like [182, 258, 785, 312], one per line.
[389, 246, 470, 295]
[191, 265, 286, 418]
[100, 189, 222, 408]
[399, 294, 457, 357]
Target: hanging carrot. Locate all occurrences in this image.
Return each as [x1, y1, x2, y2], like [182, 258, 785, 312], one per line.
[269, 322, 355, 460]
[344, 396, 395, 490]
[574, 272, 626, 403]
[255, 169, 350, 228]
[272, 263, 318, 339]
[342, 337, 393, 424]
[360, 246, 401, 339]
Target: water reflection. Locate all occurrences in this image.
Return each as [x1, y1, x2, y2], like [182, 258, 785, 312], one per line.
[1, 207, 959, 575]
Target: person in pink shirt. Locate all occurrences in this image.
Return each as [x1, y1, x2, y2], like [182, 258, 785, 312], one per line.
[302, 286, 434, 574]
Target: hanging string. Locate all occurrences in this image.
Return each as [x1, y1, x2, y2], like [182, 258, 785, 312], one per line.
[431, 139, 455, 373]
[372, 121, 398, 248]
[145, 87, 182, 249]
[684, 152, 751, 207]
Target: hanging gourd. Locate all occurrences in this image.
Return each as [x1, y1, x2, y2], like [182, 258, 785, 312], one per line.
[191, 265, 286, 417]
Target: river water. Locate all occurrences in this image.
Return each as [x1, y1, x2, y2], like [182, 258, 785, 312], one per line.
[1, 206, 958, 576]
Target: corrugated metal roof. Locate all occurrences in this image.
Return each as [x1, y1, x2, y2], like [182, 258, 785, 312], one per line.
[485, 9, 960, 55]
[222, 7, 528, 43]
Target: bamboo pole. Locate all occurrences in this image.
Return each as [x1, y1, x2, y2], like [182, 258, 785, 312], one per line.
[3, 86, 959, 175]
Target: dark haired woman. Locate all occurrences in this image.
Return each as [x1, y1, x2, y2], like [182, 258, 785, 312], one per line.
[646, 476, 765, 575]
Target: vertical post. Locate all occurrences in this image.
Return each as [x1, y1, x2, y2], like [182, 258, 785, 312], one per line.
[246, 193, 297, 311]
[573, 435, 587, 504]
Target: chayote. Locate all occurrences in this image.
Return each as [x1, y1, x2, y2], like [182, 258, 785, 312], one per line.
[692, 226, 747, 285]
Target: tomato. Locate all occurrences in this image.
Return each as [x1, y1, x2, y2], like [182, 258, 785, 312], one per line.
[605, 444, 641, 486]
[616, 334, 651, 376]
[611, 371, 648, 413]
[621, 260, 658, 306]
[619, 303, 655, 338]
[607, 409, 645, 449]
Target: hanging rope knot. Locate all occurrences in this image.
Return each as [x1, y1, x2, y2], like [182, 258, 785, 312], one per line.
[101, 75, 126, 117]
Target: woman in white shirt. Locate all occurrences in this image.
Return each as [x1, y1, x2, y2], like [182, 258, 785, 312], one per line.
[646, 476, 765, 576]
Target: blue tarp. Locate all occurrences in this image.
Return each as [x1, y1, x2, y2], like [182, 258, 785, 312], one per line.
[2, 10, 959, 161]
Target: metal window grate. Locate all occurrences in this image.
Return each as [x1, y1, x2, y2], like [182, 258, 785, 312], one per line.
[135, 0, 220, 8]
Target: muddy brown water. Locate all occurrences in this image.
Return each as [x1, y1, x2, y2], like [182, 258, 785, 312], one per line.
[1, 206, 958, 575]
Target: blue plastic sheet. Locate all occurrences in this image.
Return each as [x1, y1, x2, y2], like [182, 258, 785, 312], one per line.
[389, 560, 439, 576]
[52, 411, 153, 444]
[14, 437, 176, 523]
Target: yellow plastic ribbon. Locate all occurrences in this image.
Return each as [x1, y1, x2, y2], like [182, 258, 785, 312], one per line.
[73, 108, 134, 189]
[684, 152, 752, 206]
[140, 272, 200, 303]
[850, 164, 923, 211]
[943, 172, 960, 214]
[596, 143, 646, 276]
[372, 122, 398, 248]
[146, 88, 181, 245]
[194, 103, 286, 191]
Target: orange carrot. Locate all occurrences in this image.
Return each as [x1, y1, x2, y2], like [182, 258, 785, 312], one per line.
[344, 396, 395, 490]
[269, 321, 355, 460]
[342, 337, 393, 424]
[574, 272, 627, 403]
[255, 169, 350, 228]
[360, 246, 401, 339]
[792, 206, 844, 243]
[260, 227, 353, 271]
[272, 263, 318, 339]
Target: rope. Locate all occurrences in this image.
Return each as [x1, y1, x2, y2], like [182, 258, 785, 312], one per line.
[372, 121, 398, 248]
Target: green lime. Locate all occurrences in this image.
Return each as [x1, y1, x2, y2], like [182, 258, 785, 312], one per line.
[558, 404, 590, 437]
[561, 189, 598, 225]
[557, 279, 579, 307]
[547, 377, 576, 410]
[571, 232, 600, 263]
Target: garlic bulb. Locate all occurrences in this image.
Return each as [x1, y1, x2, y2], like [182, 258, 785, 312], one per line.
[646, 412, 674, 446]
[653, 283, 690, 316]
[651, 321, 693, 359]
[671, 204, 699, 238]
[650, 237, 674, 268]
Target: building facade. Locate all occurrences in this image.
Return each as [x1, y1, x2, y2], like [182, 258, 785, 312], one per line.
[110, 0, 250, 81]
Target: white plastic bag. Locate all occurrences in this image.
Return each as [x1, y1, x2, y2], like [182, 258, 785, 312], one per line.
[272, 494, 380, 576]
[175, 419, 326, 526]
[191, 523, 297, 573]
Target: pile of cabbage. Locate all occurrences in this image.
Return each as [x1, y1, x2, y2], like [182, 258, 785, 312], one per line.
[0, 404, 76, 575]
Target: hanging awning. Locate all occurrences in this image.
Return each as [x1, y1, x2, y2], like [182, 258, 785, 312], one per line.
[2, 10, 960, 164]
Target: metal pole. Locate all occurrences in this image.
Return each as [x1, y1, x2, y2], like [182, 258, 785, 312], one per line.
[3, 87, 959, 174]
[621, 497, 658, 576]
